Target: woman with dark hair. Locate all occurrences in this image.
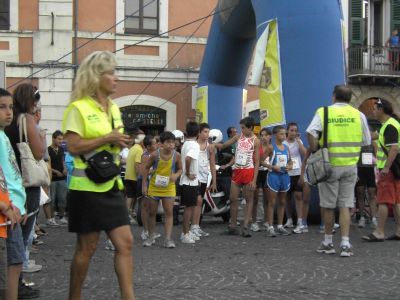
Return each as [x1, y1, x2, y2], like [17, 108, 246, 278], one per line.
[5, 83, 45, 297]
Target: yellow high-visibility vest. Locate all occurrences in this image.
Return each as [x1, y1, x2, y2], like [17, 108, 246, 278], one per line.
[376, 117, 400, 169]
[317, 105, 362, 166]
[62, 96, 124, 192]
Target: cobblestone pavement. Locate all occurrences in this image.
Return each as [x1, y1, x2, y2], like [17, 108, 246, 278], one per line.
[27, 216, 400, 300]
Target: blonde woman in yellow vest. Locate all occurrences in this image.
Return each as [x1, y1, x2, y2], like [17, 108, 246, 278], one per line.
[142, 131, 182, 248]
[363, 98, 400, 242]
[62, 51, 135, 300]
[307, 85, 371, 258]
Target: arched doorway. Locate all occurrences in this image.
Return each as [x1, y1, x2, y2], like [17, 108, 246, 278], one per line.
[113, 95, 177, 133]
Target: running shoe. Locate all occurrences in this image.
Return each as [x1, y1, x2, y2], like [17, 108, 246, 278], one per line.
[104, 239, 115, 251]
[293, 224, 304, 234]
[302, 225, 309, 233]
[164, 239, 176, 248]
[46, 218, 59, 227]
[180, 233, 195, 244]
[284, 219, 294, 228]
[226, 226, 240, 235]
[143, 237, 155, 247]
[189, 230, 200, 241]
[316, 242, 336, 254]
[340, 245, 354, 257]
[260, 222, 270, 231]
[370, 218, 378, 229]
[58, 217, 68, 225]
[358, 217, 366, 228]
[250, 223, 261, 232]
[267, 226, 277, 237]
[276, 227, 291, 236]
[241, 226, 252, 237]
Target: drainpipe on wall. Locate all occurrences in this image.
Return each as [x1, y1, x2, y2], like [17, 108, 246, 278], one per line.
[51, 12, 54, 45]
[73, 0, 78, 77]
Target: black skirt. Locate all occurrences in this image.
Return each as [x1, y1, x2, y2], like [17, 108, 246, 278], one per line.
[67, 188, 130, 233]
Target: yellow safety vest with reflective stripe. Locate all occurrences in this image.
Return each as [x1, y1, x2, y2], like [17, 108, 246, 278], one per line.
[317, 105, 362, 166]
[62, 97, 124, 192]
[376, 117, 400, 169]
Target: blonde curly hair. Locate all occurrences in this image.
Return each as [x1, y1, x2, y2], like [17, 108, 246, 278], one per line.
[70, 51, 117, 101]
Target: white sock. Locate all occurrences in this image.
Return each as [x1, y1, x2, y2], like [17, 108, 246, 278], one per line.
[297, 218, 303, 225]
[324, 234, 333, 245]
[277, 224, 283, 229]
[287, 218, 292, 223]
[341, 236, 350, 247]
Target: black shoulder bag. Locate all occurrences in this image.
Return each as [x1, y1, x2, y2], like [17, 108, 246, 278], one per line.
[378, 140, 400, 179]
[306, 106, 333, 185]
[80, 117, 121, 184]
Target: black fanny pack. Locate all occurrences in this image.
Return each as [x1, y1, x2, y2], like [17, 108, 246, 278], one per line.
[81, 150, 120, 183]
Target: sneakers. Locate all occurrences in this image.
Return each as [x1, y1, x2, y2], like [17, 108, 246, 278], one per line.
[180, 233, 195, 244]
[58, 217, 68, 225]
[267, 226, 277, 237]
[226, 226, 240, 235]
[340, 245, 354, 257]
[260, 222, 270, 231]
[164, 239, 176, 248]
[18, 282, 40, 299]
[189, 230, 200, 241]
[302, 225, 309, 233]
[250, 223, 260, 232]
[23, 261, 42, 273]
[316, 242, 336, 254]
[46, 218, 59, 227]
[241, 226, 252, 237]
[32, 238, 43, 246]
[276, 226, 291, 236]
[334, 223, 340, 229]
[104, 239, 115, 251]
[191, 227, 210, 237]
[293, 224, 304, 234]
[143, 237, 155, 247]
[141, 230, 149, 241]
[283, 219, 294, 228]
[358, 217, 366, 228]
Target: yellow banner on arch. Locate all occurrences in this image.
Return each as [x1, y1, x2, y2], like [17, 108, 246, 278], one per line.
[258, 20, 286, 128]
[196, 86, 208, 123]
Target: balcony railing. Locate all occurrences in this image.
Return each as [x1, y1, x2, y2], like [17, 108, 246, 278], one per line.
[347, 46, 400, 78]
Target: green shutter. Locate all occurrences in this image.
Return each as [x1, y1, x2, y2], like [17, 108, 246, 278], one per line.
[392, 0, 400, 31]
[350, 0, 364, 45]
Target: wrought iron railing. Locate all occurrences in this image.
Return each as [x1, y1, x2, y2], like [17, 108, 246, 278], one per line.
[347, 46, 400, 77]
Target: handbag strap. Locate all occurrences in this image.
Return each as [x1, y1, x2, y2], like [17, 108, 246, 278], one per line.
[322, 106, 328, 148]
[17, 114, 29, 144]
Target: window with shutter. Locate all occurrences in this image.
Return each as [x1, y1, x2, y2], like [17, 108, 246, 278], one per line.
[392, 0, 400, 31]
[0, 0, 9, 30]
[350, 0, 364, 45]
[125, 0, 159, 35]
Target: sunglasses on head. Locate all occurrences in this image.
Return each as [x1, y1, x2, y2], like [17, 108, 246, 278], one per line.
[34, 87, 41, 101]
[375, 98, 383, 108]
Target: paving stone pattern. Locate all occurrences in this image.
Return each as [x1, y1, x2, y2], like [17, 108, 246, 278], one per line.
[28, 218, 400, 300]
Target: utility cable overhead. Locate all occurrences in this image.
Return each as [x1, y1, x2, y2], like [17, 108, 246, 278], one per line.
[127, 7, 213, 109]
[14, 3, 239, 84]
[7, 0, 157, 89]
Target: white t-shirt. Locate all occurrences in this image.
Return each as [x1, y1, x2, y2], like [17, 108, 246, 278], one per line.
[198, 142, 210, 183]
[283, 139, 303, 176]
[179, 140, 200, 186]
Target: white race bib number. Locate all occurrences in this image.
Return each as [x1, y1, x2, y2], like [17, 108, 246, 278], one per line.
[200, 157, 209, 168]
[276, 154, 288, 168]
[362, 153, 373, 165]
[235, 152, 247, 166]
[292, 157, 301, 170]
[155, 175, 170, 187]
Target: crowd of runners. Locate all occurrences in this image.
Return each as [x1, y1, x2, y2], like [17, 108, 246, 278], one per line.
[0, 51, 399, 300]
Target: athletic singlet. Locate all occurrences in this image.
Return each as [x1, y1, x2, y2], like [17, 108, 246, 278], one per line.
[259, 144, 269, 171]
[198, 141, 210, 183]
[233, 134, 256, 170]
[270, 142, 290, 173]
[148, 149, 176, 197]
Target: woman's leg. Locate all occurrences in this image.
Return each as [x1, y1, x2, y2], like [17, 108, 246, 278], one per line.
[252, 188, 260, 224]
[107, 225, 135, 300]
[146, 197, 158, 236]
[69, 232, 101, 300]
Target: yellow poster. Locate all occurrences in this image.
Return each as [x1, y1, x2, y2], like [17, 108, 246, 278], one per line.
[196, 86, 208, 123]
[259, 20, 286, 128]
